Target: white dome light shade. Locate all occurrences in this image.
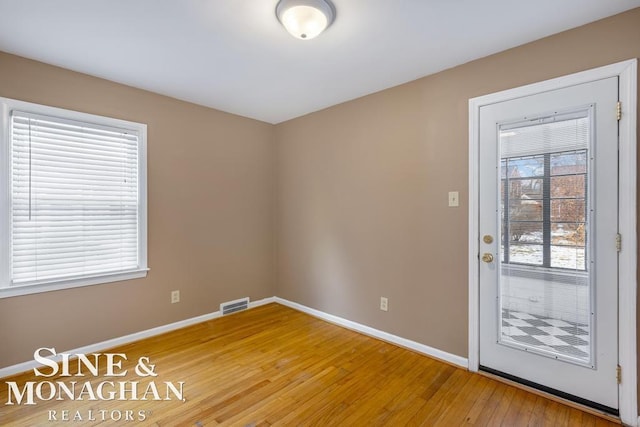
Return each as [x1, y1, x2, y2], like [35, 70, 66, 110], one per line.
[281, 6, 327, 39]
[276, 0, 335, 40]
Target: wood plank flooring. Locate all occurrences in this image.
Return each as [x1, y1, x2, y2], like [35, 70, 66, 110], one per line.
[0, 303, 620, 426]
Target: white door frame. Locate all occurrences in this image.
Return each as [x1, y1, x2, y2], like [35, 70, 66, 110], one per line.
[468, 59, 637, 426]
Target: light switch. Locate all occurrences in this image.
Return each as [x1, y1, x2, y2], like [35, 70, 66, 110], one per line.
[448, 191, 459, 207]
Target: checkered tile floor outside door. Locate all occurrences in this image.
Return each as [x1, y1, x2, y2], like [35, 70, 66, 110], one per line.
[501, 309, 590, 360]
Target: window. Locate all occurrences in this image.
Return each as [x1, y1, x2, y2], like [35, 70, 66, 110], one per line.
[500, 110, 589, 271]
[0, 98, 147, 298]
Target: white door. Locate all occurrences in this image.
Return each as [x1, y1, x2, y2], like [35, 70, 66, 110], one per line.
[478, 77, 619, 411]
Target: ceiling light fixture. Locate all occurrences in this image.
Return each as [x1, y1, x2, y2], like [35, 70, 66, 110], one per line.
[276, 0, 335, 40]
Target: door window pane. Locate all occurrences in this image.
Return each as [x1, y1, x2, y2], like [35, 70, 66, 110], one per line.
[507, 156, 544, 178]
[551, 175, 585, 198]
[509, 200, 543, 222]
[551, 199, 586, 222]
[508, 244, 543, 265]
[551, 151, 587, 174]
[550, 246, 586, 270]
[551, 223, 586, 246]
[509, 222, 543, 244]
[499, 110, 592, 365]
[500, 149, 588, 270]
[509, 178, 543, 199]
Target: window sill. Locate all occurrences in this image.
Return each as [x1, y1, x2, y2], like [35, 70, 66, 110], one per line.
[501, 264, 588, 285]
[0, 269, 149, 299]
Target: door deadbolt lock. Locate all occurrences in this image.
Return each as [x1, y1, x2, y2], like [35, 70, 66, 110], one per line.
[482, 253, 494, 263]
[483, 235, 494, 244]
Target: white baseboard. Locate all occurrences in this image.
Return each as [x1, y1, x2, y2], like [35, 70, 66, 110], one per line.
[0, 296, 276, 379]
[1, 295, 468, 379]
[274, 297, 469, 369]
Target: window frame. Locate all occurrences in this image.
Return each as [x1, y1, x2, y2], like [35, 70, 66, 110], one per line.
[501, 151, 589, 271]
[0, 97, 148, 298]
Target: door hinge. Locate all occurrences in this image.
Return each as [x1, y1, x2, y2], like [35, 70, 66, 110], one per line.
[616, 233, 622, 252]
[616, 101, 622, 121]
[616, 364, 622, 384]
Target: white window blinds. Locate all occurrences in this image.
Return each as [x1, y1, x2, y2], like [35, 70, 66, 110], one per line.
[11, 112, 140, 285]
[499, 110, 590, 159]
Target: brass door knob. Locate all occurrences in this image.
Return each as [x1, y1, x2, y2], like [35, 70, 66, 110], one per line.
[482, 253, 494, 263]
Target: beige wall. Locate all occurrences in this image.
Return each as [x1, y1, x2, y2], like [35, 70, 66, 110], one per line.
[0, 52, 276, 367]
[275, 8, 640, 362]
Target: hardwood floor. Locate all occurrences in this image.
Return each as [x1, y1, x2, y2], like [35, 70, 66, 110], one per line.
[0, 303, 620, 426]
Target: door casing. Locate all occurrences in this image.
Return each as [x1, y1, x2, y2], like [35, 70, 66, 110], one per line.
[468, 59, 637, 426]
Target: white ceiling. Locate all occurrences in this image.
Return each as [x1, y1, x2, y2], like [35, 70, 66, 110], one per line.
[0, 1, 639, 124]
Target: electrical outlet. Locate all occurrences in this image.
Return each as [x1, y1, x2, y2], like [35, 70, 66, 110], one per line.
[380, 297, 388, 312]
[171, 290, 180, 304]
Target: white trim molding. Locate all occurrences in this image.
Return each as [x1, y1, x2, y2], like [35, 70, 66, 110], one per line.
[468, 59, 637, 426]
[274, 297, 469, 368]
[0, 295, 469, 380]
[0, 296, 468, 379]
[0, 97, 149, 299]
[0, 297, 276, 379]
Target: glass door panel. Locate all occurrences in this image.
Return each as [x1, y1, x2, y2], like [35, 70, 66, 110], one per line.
[498, 109, 592, 366]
